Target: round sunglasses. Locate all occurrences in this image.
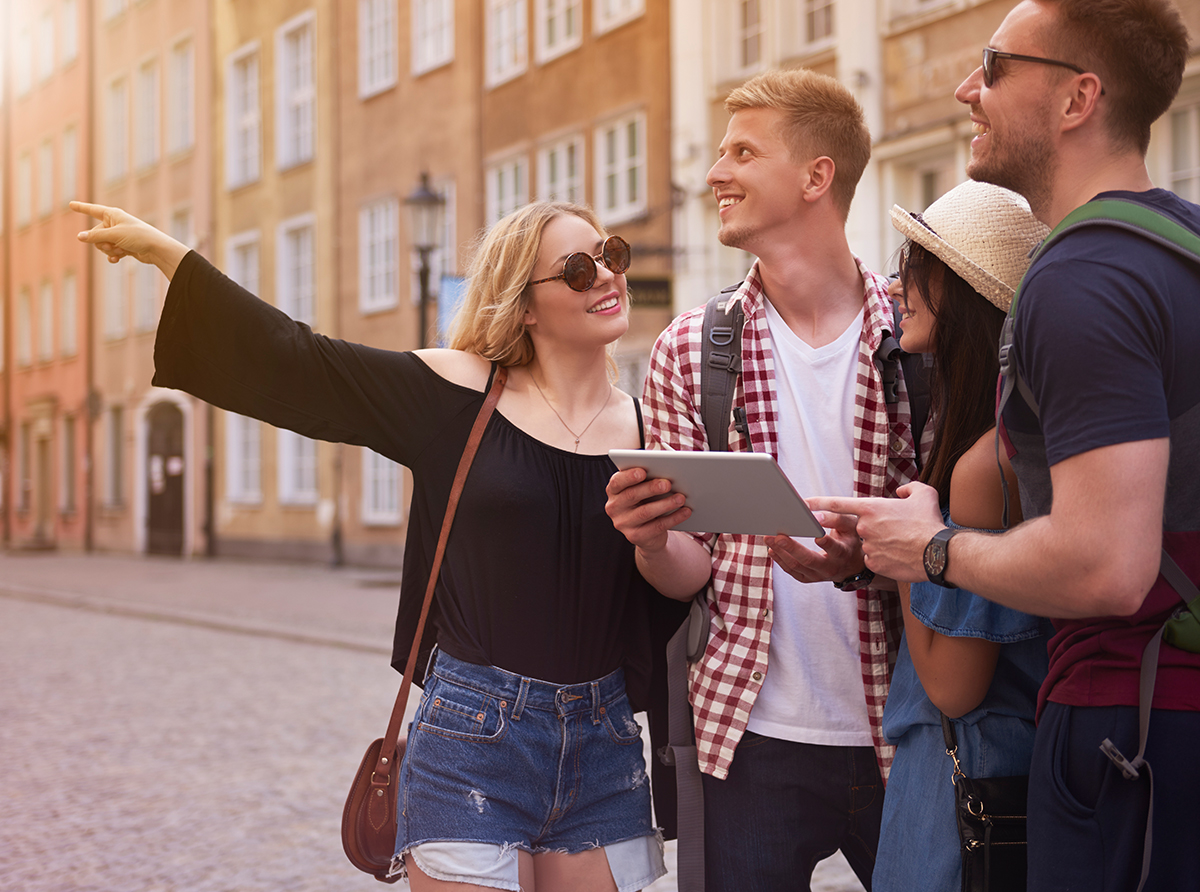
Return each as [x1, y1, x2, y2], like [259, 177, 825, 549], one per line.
[530, 236, 631, 292]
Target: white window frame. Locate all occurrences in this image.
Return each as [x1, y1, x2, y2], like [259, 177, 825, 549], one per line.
[106, 75, 130, 182]
[224, 412, 262, 505]
[60, 271, 77, 357]
[104, 257, 129, 340]
[15, 25, 32, 96]
[594, 111, 647, 225]
[277, 429, 318, 506]
[37, 9, 55, 83]
[276, 12, 316, 170]
[169, 207, 193, 247]
[227, 230, 261, 295]
[413, 0, 454, 75]
[61, 0, 79, 66]
[61, 126, 77, 206]
[134, 261, 160, 332]
[225, 43, 261, 190]
[167, 38, 195, 155]
[537, 133, 584, 203]
[737, 0, 764, 71]
[135, 57, 161, 170]
[593, 0, 643, 35]
[359, 197, 399, 314]
[38, 281, 54, 362]
[103, 0, 128, 22]
[1169, 102, 1200, 204]
[486, 155, 529, 224]
[534, 0, 581, 65]
[361, 447, 402, 525]
[37, 139, 54, 218]
[16, 152, 32, 227]
[486, 0, 527, 88]
[17, 288, 32, 367]
[359, 0, 398, 95]
[277, 213, 316, 325]
[804, 0, 835, 48]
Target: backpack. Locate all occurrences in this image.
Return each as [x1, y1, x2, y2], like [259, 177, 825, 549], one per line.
[994, 197, 1200, 892]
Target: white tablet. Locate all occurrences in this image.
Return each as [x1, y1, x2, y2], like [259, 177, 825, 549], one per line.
[608, 449, 825, 538]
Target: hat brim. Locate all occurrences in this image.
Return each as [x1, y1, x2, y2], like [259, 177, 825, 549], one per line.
[890, 205, 1014, 312]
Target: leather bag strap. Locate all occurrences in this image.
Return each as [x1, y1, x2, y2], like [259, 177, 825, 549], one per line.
[370, 364, 508, 785]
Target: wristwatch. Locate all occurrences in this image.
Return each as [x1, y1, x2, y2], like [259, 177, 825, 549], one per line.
[834, 568, 876, 592]
[923, 528, 960, 588]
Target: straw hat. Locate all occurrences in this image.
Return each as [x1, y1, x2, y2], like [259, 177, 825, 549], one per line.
[890, 180, 1049, 312]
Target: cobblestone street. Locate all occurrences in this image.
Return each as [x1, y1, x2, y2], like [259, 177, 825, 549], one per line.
[0, 552, 864, 892]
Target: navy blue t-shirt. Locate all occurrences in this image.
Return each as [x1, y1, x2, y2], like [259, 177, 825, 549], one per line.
[1002, 189, 1200, 713]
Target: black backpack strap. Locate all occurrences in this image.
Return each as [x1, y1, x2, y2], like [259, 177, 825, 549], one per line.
[700, 287, 746, 452]
[877, 303, 931, 468]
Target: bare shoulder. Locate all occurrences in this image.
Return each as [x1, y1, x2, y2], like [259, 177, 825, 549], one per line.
[413, 348, 493, 392]
[948, 429, 1023, 530]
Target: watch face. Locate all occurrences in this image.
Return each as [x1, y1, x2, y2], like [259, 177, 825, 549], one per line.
[924, 540, 948, 577]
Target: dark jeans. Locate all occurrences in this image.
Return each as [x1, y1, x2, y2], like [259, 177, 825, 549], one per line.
[701, 731, 884, 892]
[1028, 702, 1200, 892]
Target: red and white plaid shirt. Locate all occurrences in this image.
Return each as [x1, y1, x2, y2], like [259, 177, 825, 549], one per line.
[642, 259, 919, 781]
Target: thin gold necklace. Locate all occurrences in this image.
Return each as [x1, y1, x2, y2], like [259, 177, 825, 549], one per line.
[530, 373, 613, 452]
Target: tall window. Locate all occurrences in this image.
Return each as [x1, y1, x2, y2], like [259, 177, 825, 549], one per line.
[167, 39, 195, 154]
[59, 415, 76, 513]
[806, 0, 835, 44]
[38, 282, 54, 361]
[60, 271, 77, 356]
[486, 156, 528, 224]
[37, 9, 55, 82]
[227, 231, 261, 295]
[360, 0, 397, 94]
[1171, 104, 1200, 203]
[535, 0, 581, 63]
[538, 135, 583, 203]
[15, 25, 32, 96]
[106, 76, 129, 181]
[61, 126, 77, 205]
[17, 288, 32, 367]
[135, 59, 160, 169]
[106, 405, 124, 508]
[61, 0, 78, 66]
[739, 0, 763, 69]
[103, 0, 127, 21]
[37, 140, 54, 218]
[278, 216, 315, 325]
[277, 14, 315, 169]
[170, 207, 193, 247]
[134, 262, 159, 331]
[486, 0, 527, 87]
[361, 448, 402, 525]
[413, 0, 453, 74]
[225, 412, 262, 504]
[594, 0, 643, 34]
[595, 113, 647, 224]
[19, 423, 32, 511]
[226, 45, 261, 189]
[104, 258, 128, 339]
[277, 429, 318, 505]
[360, 198, 399, 313]
[17, 153, 32, 227]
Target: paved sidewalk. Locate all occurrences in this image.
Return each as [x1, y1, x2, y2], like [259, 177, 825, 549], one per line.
[0, 550, 865, 892]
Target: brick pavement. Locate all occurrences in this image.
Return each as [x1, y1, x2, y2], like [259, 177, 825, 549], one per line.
[0, 551, 864, 892]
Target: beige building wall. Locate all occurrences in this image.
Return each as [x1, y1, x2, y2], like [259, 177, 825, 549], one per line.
[212, 0, 340, 563]
[91, 0, 215, 557]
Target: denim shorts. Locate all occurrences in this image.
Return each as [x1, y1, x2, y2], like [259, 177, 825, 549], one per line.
[389, 649, 665, 892]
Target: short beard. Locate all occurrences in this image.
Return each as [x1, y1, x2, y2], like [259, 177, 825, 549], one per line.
[967, 107, 1057, 216]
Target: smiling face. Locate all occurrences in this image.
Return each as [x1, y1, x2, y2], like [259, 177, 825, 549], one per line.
[955, 1, 1061, 210]
[893, 269, 938, 355]
[523, 213, 629, 350]
[706, 107, 811, 253]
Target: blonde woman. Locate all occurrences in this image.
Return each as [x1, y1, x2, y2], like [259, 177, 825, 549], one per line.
[72, 199, 671, 892]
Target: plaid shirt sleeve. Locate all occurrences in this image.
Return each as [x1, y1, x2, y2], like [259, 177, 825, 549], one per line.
[642, 263, 918, 782]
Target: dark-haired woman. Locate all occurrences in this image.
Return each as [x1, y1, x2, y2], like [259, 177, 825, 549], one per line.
[871, 181, 1054, 892]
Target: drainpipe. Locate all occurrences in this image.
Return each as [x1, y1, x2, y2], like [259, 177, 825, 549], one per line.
[83, 0, 97, 552]
[1, 0, 11, 547]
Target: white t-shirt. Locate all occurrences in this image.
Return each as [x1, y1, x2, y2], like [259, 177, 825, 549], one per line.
[745, 298, 873, 746]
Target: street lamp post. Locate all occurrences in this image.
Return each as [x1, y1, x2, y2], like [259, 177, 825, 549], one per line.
[404, 172, 446, 349]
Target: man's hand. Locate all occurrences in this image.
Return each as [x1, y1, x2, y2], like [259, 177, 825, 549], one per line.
[807, 481, 945, 583]
[767, 510, 867, 584]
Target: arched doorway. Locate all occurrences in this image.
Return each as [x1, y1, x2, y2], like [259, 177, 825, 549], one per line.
[146, 402, 184, 555]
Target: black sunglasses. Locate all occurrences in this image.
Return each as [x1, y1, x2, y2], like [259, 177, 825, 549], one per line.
[982, 47, 1102, 93]
[530, 236, 631, 292]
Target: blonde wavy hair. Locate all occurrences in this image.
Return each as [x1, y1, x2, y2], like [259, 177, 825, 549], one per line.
[449, 201, 614, 368]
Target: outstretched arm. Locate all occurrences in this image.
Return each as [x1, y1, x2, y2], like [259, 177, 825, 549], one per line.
[72, 201, 189, 280]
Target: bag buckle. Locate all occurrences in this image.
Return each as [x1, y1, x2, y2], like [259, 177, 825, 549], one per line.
[1100, 737, 1141, 780]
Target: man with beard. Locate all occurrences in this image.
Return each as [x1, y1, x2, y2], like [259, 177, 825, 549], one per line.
[810, 2, 1200, 889]
[606, 68, 919, 891]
